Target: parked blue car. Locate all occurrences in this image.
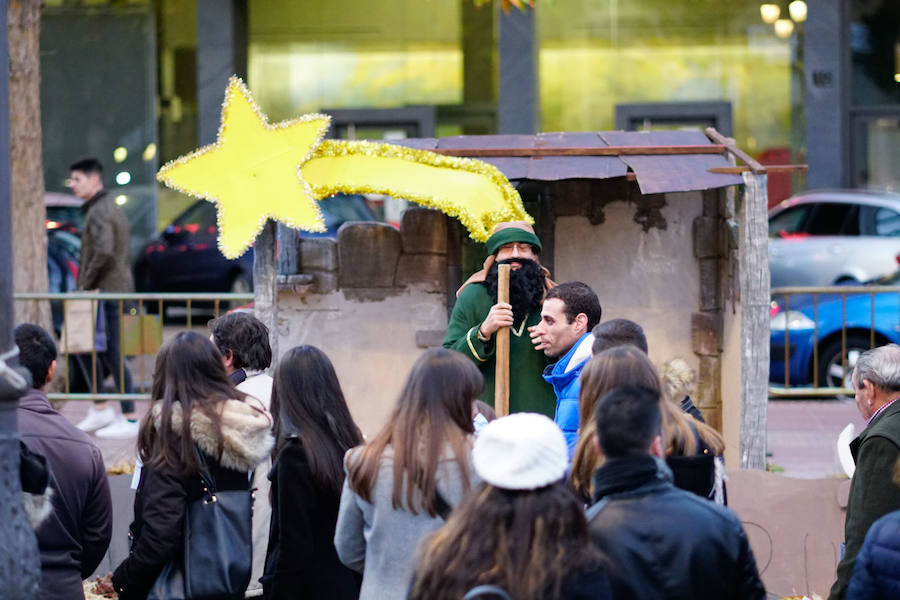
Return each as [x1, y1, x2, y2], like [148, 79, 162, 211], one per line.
[134, 194, 376, 294]
[770, 272, 900, 389]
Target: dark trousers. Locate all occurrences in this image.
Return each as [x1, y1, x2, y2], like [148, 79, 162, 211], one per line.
[100, 300, 134, 414]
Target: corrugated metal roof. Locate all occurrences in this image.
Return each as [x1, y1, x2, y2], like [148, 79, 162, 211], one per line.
[386, 130, 744, 194]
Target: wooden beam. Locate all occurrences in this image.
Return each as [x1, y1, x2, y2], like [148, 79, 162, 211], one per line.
[428, 144, 726, 158]
[705, 128, 767, 174]
[738, 172, 770, 469]
[709, 165, 808, 174]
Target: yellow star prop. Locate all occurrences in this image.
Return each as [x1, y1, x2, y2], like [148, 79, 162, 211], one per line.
[157, 77, 531, 259]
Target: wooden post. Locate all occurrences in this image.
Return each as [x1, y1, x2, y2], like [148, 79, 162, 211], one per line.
[494, 264, 510, 416]
[739, 172, 770, 469]
[253, 219, 279, 370]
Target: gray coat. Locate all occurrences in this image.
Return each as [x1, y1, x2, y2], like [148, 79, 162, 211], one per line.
[78, 190, 134, 292]
[334, 447, 477, 600]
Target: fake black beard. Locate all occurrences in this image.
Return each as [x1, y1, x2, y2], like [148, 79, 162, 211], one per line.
[483, 258, 546, 324]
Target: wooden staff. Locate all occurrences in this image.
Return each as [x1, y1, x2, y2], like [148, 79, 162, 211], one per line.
[494, 264, 511, 416]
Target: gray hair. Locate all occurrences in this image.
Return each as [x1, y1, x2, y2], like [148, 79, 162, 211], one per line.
[853, 344, 900, 392]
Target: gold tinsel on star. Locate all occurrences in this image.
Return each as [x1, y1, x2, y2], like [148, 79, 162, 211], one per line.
[157, 77, 531, 259]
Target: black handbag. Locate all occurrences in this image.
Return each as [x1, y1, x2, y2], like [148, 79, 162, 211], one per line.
[148, 448, 254, 600]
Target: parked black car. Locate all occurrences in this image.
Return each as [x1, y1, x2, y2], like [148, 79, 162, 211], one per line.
[134, 194, 377, 294]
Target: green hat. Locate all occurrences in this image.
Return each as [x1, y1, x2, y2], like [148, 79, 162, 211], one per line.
[485, 224, 542, 256]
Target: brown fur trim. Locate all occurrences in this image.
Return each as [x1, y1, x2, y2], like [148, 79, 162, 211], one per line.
[151, 398, 274, 472]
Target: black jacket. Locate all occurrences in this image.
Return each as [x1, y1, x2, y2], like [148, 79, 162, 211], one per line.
[587, 455, 765, 600]
[18, 389, 112, 600]
[112, 398, 273, 600]
[262, 437, 361, 599]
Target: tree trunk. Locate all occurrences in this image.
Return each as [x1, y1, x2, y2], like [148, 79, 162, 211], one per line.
[8, 0, 49, 330]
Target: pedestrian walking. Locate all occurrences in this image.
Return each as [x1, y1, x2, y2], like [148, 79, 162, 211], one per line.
[261, 345, 363, 599]
[111, 331, 273, 599]
[409, 413, 613, 600]
[68, 157, 139, 439]
[334, 348, 482, 600]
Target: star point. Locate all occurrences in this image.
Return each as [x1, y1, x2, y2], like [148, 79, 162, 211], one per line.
[156, 77, 331, 259]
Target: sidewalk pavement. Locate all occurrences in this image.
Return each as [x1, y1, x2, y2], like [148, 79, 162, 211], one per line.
[59, 399, 149, 470]
[767, 398, 865, 479]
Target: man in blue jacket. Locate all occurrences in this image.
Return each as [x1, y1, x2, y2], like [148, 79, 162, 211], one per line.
[529, 281, 602, 458]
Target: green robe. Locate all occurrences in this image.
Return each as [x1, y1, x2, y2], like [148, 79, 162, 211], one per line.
[442, 283, 555, 417]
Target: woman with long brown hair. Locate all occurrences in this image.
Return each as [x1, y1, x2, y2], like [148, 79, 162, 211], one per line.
[410, 413, 612, 600]
[261, 345, 363, 599]
[569, 346, 725, 504]
[334, 348, 482, 600]
[111, 331, 273, 599]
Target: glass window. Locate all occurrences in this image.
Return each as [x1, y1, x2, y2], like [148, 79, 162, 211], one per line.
[852, 116, 900, 191]
[849, 1, 900, 106]
[874, 207, 900, 236]
[248, 1, 462, 122]
[805, 203, 860, 236]
[769, 205, 811, 237]
[537, 1, 795, 162]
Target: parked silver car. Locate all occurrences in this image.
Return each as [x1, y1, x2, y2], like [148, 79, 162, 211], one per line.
[769, 189, 900, 287]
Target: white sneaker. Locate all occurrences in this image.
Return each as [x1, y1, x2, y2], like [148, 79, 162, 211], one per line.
[76, 406, 116, 432]
[96, 416, 140, 440]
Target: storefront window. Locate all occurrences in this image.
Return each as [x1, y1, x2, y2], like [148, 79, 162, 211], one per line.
[536, 0, 797, 164]
[247, 1, 463, 123]
[849, 1, 900, 106]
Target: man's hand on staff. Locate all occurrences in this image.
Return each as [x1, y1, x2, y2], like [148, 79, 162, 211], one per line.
[527, 324, 550, 352]
[479, 302, 514, 338]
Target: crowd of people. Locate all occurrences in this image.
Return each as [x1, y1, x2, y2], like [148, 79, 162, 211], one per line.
[10, 219, 900, 600]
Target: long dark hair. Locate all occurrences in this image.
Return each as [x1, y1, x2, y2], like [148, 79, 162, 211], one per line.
[137, 331, 248, 476]
[410, 482, 605, 600]
[346, 348, 483, 517]
[270, 345, 363, 498]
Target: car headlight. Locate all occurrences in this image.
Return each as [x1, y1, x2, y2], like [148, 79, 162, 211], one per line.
[770, 310, 815, 331]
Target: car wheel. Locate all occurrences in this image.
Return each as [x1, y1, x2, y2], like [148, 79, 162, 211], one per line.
[816, 335, 871, 399]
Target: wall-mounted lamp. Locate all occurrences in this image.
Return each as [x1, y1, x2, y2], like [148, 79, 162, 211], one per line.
[774, 18, 795, 39]
[788, 1, 807, 23]
[760, 4, 781, 24]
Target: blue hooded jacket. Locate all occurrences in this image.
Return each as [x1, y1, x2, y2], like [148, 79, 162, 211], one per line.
[543, 333, 594, 460]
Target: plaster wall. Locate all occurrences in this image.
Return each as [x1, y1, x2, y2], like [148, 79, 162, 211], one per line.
[274, 286, 446, 437]
[553, 192, 703, 374]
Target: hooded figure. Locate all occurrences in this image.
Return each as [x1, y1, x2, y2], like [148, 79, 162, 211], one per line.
[442, 222, 557, 416]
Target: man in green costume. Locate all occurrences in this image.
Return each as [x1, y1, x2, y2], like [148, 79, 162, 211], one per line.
[443, 222, 557, 417]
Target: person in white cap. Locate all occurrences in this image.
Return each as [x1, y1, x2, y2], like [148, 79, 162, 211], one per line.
[409, 413, 613, 600]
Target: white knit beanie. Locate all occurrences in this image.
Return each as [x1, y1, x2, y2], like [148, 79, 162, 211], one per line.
[472, 413, 567, 490]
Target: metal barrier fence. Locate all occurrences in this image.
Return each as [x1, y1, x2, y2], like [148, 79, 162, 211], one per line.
[13, 292, 255, 403]
[769, 285, 900, 398]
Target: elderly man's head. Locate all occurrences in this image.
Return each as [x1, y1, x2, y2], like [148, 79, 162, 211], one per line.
[852, 344, 900, 421]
